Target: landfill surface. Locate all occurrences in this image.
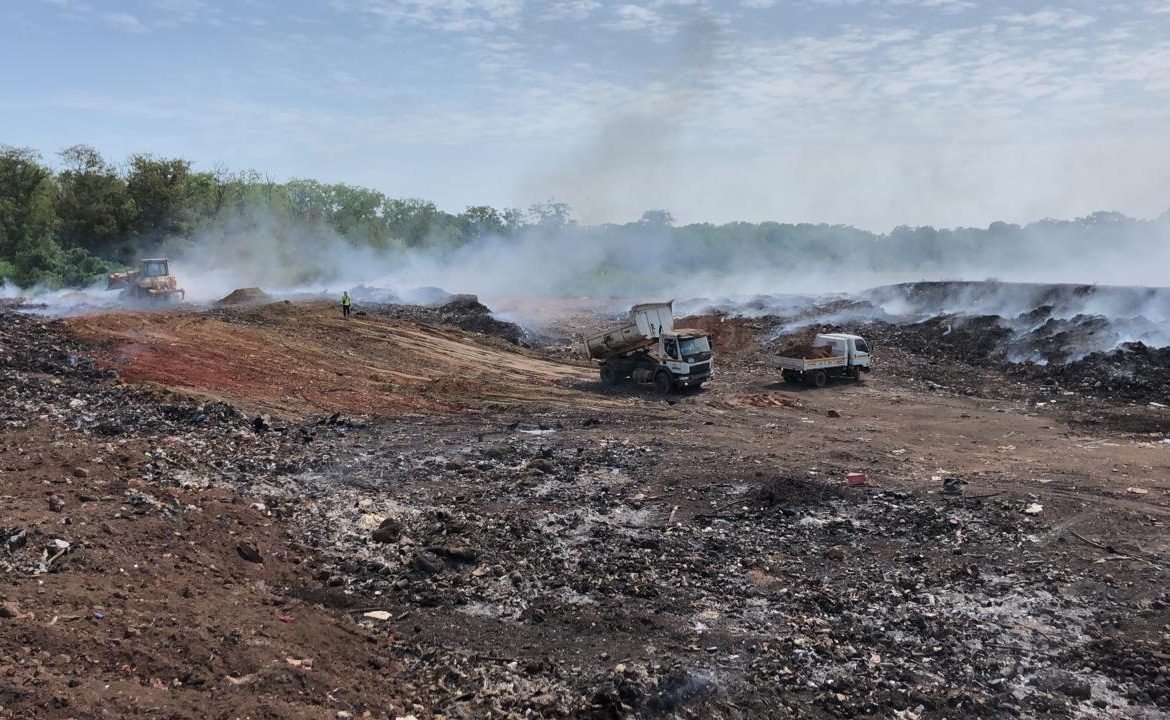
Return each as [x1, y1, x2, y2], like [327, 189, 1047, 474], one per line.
[2, 285, 1169, 719]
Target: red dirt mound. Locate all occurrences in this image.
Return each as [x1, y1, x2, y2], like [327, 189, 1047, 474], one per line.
[216, 287, 273, 306]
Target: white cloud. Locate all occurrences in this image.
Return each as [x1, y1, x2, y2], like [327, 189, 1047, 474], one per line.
[332, 0, 525, 32]
[997, 8, 1096, 30]
[541, 0, 601, 21]
[150, 0, 208, 27]
[606, 4, 662, 30]
[103, 12, 149, 33]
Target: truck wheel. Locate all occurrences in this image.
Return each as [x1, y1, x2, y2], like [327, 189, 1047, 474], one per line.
[808, 370, 828, 388]
[850, 366, 861, 382]
[782, 369, 799, 384]
[653, 371, 673, 395]
[600, 365, 619, 385]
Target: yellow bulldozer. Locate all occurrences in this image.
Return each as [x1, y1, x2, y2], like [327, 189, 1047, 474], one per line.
[106, 258, 186, 303]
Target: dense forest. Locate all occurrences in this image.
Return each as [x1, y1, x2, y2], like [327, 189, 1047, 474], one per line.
[2, 144, 1168, 295]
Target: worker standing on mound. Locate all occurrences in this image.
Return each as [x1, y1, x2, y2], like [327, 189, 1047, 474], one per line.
[341, 291, 352, 319]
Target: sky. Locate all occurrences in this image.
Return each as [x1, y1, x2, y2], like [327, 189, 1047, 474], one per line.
[2, 0, 1169, 230]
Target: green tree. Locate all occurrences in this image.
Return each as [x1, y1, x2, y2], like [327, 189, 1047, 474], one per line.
[639, 210, 674, 227]
[125, 153, 195, 245]
[55, 144, 133, 259]
[528, 199, 574, 229]
[383, 197, 439, 247]
[460, 205, 505, 239]
[0, 146, 60, 285]
[328, 183, 390, 246]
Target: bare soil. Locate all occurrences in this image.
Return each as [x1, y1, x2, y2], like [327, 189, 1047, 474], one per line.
[3, 299, 1170, 719]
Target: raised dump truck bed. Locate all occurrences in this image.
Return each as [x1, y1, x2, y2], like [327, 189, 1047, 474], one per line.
[581, 302, 675, 360]
[582, 301, 712, 394]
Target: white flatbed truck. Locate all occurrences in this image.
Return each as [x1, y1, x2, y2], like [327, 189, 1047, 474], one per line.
[772, 333, 872, 387]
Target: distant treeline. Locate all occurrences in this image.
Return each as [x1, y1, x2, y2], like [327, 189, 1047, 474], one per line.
[1, 144, 1167, 291]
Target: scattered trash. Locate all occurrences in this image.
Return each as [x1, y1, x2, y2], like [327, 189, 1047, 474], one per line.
[2, 527, 28, 551]
[1126, 487, 1150, 495]
[846, 472, 868, 486]
[371, 517, 402, 543]
[235, 542, 263, 564]
[285, 657, 313, 670]
[941, 477, 966, 495]
[363, 610, 392, 621]
[1023, 503, 1044, 515]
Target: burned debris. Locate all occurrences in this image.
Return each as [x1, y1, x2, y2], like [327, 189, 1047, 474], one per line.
[2, 279, 1169, 718]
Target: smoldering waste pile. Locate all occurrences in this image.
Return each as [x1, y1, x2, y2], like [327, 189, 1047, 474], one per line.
[269, 424, 1170, 718]
[369, 293, 528, 345]
[755, 281, 1170, 404]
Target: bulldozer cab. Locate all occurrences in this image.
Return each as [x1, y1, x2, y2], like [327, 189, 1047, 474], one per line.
[140, 259, 170, 278]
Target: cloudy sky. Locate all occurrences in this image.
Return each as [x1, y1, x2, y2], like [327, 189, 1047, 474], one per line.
[2, 0, 1169, 229]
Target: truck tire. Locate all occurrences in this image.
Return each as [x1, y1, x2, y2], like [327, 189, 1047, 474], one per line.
[600, 364, 619, 385]
[653, 371, 673, 395]
[850, 365, 862, 382]
[782, 369, 799, 384]
[807, 370, 828, 388]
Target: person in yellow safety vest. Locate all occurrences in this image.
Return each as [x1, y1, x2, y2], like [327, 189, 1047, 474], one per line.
[341, 291, 352, 319]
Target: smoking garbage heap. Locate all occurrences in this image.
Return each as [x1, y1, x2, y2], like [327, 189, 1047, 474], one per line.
[4, 305, 1170, 718]
[367, 294, 529, 346]
[239, 415, 1170, 717]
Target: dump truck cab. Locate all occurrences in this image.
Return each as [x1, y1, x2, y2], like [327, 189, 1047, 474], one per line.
[658, 330, 713, 384]
[812, 333, 871, 367]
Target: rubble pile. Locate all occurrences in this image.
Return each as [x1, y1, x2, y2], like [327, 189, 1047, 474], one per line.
[0, 311, 337, 489]
[369, 294, 528, 345]
[748, 281, 1170, 402]
[215, 286, 274, 306]
[4, 299, 1169, 718]
[1014, 342, 1170, 403]
[252, 422, 1165, 718]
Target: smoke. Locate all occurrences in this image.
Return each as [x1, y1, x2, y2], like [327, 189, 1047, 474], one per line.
[161, 205, 391, 303]
[758, 281, 1170, 362]
[523, 15, 723, 225]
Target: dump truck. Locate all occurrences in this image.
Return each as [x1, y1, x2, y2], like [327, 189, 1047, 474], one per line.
[582, 301, 713, 394]
[772, 333, 871, 387]
[107, 258, 185, 303]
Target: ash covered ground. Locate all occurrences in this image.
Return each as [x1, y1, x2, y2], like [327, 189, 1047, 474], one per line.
[2, 280, 1170, 719]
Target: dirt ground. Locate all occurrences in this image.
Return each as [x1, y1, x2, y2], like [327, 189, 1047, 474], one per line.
[3, 301, 1170, 719]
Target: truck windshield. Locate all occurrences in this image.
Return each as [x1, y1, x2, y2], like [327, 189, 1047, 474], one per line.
[855, 339, 869, 353]
[679, 337, 711, 357]
[141, 260, 168, 277]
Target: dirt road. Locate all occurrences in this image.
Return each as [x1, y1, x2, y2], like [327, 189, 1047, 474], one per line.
[3, 302, 1169, 718]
